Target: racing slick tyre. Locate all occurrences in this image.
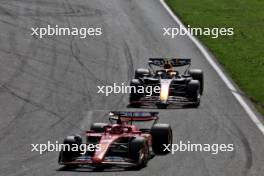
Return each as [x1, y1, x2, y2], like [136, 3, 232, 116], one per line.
[129, 79, 143, 107]
[90, 123, 108, 133]
[188, 69, 204, 95]
[58, 135, 82, 167]
[88, 123, 108, 144]
[151, 124, 173, 155]
[187, 80, 201, 108]
[129, 137, 150, 168]
[134, 68, 150, 79]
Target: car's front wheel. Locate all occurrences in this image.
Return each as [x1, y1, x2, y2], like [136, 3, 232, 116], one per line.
[187, 80, 201, 107]
[129, 137, 149, 168]
[58, 135, 82, 168]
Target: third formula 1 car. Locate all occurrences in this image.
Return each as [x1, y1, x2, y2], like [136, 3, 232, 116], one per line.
[129, 58, 204, 108]
[58, 111, 172, 170]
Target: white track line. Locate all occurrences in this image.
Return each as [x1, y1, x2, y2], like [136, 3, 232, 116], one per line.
[160, 0, 264, 135]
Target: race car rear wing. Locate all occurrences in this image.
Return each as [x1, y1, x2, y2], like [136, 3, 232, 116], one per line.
[109, 111, 159, 121]
[148, 58, 191, 67]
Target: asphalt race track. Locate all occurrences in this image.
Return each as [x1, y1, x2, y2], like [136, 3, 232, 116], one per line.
[0, 0, 263, 176]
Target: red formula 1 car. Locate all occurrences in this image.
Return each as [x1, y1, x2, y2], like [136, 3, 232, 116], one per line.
[58, 112, 172, 169]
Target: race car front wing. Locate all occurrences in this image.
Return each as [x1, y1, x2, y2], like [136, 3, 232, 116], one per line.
[60, 155, 137, 166]
[131, 96, 198, 106]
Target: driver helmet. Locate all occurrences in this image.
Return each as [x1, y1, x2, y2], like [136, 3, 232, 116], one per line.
[164, 63, 173, 70]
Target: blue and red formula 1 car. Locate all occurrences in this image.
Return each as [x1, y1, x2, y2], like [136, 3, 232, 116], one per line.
[129, 58, 204, 108]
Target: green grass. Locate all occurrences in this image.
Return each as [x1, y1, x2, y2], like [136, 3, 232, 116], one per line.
[165, 0, 264, 115]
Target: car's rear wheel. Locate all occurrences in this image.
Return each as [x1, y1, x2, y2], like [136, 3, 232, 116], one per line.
[129, 79, 143, 107]
[135, 68, 150, 79]
[87, 123, 106, 145]
[188, 69, 204, 95]
[90, 123, 108, 133]
[151, 124, 172, 155]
